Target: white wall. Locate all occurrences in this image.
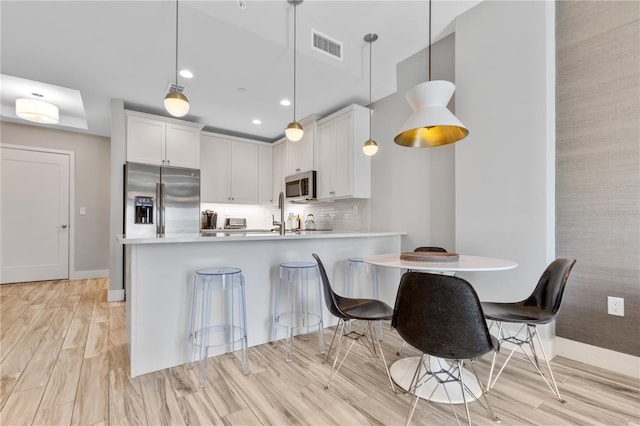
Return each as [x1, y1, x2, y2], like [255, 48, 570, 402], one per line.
[108, 99, 126, 300]
[454, 1, 555, 304]
[370, 35, 457, 253]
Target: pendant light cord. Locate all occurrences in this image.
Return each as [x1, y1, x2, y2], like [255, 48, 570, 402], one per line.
[368, 38, 373, 139]
[175, 0, 179, 86]
[428, 0, 432, 82]
[293, 1, 297, 122]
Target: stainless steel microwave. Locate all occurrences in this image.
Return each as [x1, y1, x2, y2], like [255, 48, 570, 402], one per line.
[285, 170, 316, 201]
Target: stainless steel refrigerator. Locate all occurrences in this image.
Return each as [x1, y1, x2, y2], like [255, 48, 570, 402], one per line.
[124, 162, 200, 238]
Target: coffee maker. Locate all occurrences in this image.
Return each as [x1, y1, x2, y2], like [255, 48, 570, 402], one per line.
[201, 210, 217, 229]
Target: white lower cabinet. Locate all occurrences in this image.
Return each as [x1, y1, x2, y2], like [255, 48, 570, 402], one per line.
[200, 133, 258, 204]
[316, 104, 371, 199]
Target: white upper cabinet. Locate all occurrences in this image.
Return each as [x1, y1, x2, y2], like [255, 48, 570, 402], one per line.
[272, 139, 286, 205]
[126, 111, 203, 169]
[258, 144, 273, 204]
[200, 133, 259, 204]
[230, 140, 259, 204]
[285, 115, 317, 176]
[316, 104, 371, 200]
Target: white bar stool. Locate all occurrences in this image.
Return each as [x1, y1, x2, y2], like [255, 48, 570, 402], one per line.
[189, 267, 249, 388]
[346, 257, 383, 340]
[272, 261, 325, 362]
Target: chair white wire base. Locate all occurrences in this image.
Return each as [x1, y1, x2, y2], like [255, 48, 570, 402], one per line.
[488, 322, 565, 403]
[323, 319, 396, 393]
[406, 354, 499, 426]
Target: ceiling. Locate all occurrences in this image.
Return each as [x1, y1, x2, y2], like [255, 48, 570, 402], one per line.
[0, 0, 481, 141]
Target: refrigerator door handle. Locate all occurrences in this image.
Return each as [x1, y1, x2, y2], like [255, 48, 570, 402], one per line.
[156, 182, 164, 237]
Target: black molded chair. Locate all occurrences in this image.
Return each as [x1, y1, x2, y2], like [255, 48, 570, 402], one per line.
[312, 253, 395, 392]
[397, 246, 450, 356]
[392, 272, 499, 426]
[482, 258, 576, 402]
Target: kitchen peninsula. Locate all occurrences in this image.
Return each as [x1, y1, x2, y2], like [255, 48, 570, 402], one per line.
[119, 231, 403, 377]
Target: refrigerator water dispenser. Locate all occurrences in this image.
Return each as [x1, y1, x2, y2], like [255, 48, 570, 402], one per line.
[134, 196, 154, 224]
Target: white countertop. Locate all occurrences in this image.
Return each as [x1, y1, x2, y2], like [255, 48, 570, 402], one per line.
[116, 231, 405, 245]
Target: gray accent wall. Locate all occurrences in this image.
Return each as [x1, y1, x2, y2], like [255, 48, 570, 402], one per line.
[1, 121, 111, 275]
[555, 1, 640, 356]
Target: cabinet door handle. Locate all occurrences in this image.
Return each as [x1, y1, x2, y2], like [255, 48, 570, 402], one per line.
[60, 224, 68, 229]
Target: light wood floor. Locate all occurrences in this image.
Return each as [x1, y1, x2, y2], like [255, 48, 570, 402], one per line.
[1, 278, 638, 425]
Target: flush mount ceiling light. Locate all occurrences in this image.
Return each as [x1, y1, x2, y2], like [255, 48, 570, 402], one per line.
[362, 33, 379, 157]
[164, 0, 190, 117]
[15, 98, 59, 124]
[179, 69, 193, 79]
[394, 0, 468, 148]
[280, 99, 291, 106]
[284, 0, 304, 142]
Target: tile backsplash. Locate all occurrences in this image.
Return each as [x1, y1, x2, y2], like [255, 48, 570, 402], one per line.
[201, 198, 370, 232]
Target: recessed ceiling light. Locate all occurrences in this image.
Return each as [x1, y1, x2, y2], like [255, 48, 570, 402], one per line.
[280, 99, 291, 106]
[179, 69, 194, 79]
[252, 119, 262, 125]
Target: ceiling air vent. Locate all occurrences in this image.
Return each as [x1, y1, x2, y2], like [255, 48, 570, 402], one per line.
[312, 30, 343, 61]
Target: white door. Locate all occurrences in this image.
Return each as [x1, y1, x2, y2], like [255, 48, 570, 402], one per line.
[1, 147, 70, 284]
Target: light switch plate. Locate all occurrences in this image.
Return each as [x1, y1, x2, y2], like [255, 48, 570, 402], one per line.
[79, 207, 87, 215]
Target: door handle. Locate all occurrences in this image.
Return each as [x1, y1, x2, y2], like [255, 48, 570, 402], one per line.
[61, 224, 68, 229]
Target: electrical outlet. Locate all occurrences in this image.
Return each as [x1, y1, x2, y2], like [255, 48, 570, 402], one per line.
[607, 296, 624, 317]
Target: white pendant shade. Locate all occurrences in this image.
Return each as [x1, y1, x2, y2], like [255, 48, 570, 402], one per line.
[285, 121, 304, 142]
[362, 139, 379, 156]
[15, 98, 59, 124]
[164, 90, 190, 117]
[394, 80, 468, 147]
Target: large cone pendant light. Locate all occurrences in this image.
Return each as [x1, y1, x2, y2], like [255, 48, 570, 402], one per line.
[394, 0, 468, 147]
[164, 0, 190, 117]
[362, 33, 379, 156]
[285, 0, 304, 142]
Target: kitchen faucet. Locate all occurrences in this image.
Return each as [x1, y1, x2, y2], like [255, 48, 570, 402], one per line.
[272, 191, 286, 235]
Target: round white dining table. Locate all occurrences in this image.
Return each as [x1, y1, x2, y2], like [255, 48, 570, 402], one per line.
[364, 253, 517, 404]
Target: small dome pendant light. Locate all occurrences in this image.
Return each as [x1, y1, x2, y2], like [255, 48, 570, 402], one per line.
[362, 33, 379, 156]
[394, 0, 468, 147]
[164, 0, 190, 117]
[285, 0, 304, 142]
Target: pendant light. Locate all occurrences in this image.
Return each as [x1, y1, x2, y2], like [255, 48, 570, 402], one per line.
[362, 33, 379, 156]
[164, 0, 190, 117]
[285, 0, 304, 142]
[394, 0, 468, 147]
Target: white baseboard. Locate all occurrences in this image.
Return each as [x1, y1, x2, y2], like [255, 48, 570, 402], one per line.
[108, 289, 125, 302]
[70, 269, 109, 280]
[555, 337, 640, 378]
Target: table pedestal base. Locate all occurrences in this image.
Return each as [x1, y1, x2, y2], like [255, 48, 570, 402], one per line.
[389, 356, 482, 404]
